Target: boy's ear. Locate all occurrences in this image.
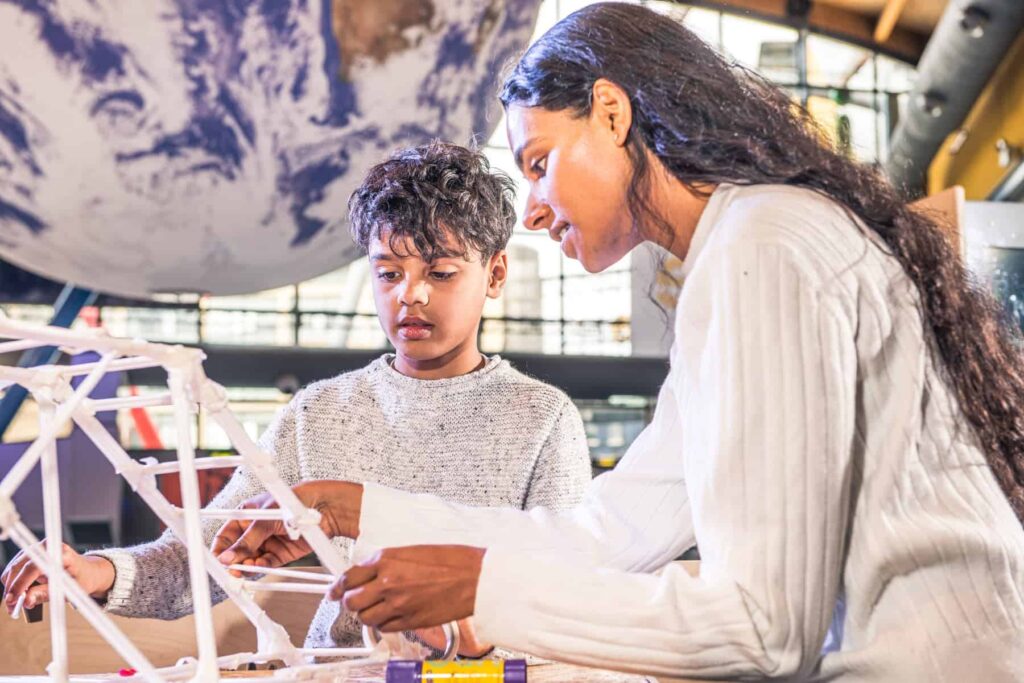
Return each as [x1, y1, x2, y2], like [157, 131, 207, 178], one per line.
[486, 251, 508, 298]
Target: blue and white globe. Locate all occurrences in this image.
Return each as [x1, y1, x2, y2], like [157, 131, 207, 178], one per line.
[0, 0, 540, 298]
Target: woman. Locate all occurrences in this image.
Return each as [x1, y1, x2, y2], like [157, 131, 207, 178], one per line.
[213, 4, 1024, 680]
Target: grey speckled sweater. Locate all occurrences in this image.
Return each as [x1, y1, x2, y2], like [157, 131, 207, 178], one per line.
[89, 354, 591, 648]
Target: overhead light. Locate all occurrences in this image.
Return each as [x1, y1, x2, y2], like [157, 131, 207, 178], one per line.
[960, 5, 990, 38]
[918, 90, 947, 118]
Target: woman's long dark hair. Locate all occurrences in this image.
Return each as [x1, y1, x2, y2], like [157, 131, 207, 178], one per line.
[500, 2, 1024, 521]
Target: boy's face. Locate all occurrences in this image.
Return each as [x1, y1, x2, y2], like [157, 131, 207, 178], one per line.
[368, 230, 507, 365]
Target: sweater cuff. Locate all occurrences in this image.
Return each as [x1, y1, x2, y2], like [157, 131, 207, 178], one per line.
[85, 548, 137, 613]
[352, 482, 435, 561]
[472, 546, 534, 651]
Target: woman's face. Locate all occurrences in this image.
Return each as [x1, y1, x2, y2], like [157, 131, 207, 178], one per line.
[506, 99, 642, 273]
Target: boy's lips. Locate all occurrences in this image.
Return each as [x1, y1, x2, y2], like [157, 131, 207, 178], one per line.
[398, 317, 434, 341]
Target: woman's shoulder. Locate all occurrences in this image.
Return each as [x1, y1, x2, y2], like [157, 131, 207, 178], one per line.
[706, 183, 880, 291]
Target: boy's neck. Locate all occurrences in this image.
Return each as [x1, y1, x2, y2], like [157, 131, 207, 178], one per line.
[392, 341, 486, 381]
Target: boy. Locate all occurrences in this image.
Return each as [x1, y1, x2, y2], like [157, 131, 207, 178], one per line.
[1, 142, 592, 654]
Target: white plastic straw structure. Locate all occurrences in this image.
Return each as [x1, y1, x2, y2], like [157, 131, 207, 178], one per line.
[3, 520, 162, 682]
[39, 397, 68, 682]
[0, 322, 407, 680]
[0, 351, 116, 500]
[70, 409, 305, 668]
[165, 367, 219, 681]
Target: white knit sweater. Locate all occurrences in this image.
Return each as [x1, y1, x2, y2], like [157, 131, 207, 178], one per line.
[352, 184, 1024, 681]
[89, 355, 592, 648]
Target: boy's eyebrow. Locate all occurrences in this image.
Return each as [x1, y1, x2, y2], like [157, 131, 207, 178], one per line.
[368, 253, 397, 263]
[513, 136, 540, 172]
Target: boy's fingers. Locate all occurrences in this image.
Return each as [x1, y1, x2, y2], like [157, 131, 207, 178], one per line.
[7, 562, 43, 608]
[211, 519, 250, 559]
[220, 520, 279, 564]
[24, 583, 49, 609]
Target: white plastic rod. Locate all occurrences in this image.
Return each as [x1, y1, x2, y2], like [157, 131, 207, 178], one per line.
[0, 338, 48, 354]
[196, 508, 289, 521]
[241, 581, 331, 594]
[87, 393, 173, 412]
[139, 456, 244, 476]
[226, 565, 333, 583]
[166, 368, 219, 681]
[4, 521, 163, 682]
[0, 352, 115, 500]
[56, 355, 163, 377]
[38, 397, 68, 682]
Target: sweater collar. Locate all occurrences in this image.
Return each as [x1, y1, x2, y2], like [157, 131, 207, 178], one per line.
[373, 353, 506, 392]
[680, 183, 734, 278]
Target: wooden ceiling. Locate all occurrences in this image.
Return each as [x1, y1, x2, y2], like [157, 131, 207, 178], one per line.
[694, 0, 950, 61]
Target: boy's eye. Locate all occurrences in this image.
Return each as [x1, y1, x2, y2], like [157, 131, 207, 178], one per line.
[377, 271, 401, 282]
[430, 271, 456, 281]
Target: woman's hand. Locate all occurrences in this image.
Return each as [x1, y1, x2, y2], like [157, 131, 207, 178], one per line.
[212, 481, 363, 575]
[1, 541, 115, 613]
[330, 545, 486, 633]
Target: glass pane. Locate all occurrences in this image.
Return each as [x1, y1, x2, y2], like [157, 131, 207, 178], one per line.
[876, 55, 916, 93]
[100, 306, 199, 344]
[200, 310, 295, 346]
[807, 94, 880, 162]
[203, 285, 295, 312]
[721, 14, 799, 86]
[806, 34, 872, 89]
[678, 5, 721, 50]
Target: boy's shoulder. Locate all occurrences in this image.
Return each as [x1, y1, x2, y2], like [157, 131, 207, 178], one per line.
[291, 357, 386, 405]
[492, 359, 573, 412]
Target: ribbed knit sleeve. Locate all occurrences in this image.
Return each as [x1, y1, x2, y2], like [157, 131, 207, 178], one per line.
[467, 242, 859, 679]
[87, 399, 302, 619]
[353, 369, 696, 573]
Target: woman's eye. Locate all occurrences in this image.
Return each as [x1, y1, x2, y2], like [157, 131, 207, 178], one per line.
[377, 271, 400, 282]
[530, 156, 547, 178]
[431, 271, 456, 281]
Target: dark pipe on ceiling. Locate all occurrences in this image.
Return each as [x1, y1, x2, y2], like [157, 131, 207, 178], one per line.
[884, 0, 1024, 195]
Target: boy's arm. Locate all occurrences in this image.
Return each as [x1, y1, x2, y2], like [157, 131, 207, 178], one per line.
[86, 398, 302, 619]
[523, 396, 592, 512]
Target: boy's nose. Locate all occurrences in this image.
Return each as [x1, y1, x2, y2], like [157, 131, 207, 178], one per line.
[523, 193, 554, 232]
[399, 279, 429, 306]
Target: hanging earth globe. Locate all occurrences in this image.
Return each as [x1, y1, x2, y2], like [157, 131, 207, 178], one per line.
[0, 0, 540, 298]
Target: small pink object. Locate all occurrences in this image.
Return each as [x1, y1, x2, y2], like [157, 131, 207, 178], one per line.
[118, 668, 136, 677]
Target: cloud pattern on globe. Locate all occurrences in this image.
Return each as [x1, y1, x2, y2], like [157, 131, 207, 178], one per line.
[0, 0, 539, 298]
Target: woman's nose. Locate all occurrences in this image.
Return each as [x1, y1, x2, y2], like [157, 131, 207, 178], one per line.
[523, 192, 554, 232]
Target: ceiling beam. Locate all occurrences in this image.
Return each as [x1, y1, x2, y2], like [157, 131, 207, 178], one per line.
[873, 0, 911, 43]
[681, 0, 928, 62]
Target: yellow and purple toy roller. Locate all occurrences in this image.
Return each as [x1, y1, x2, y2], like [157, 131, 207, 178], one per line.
[386, 659, 527, 682]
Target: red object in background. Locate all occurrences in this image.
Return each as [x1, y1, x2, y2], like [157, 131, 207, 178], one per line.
[158, 467, 233, 509]
[118, 669, 136, 677]
[128, 386, 164, 451]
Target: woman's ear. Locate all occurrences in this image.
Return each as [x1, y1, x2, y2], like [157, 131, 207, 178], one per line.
[592, 78, 633, 148]
[487, 251, 509, 298]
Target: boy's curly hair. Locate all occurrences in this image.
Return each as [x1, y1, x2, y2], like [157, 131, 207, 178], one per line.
[348, 141, 517, 262]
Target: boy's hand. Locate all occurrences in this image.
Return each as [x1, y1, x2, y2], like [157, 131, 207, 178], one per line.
[213, 481, 364, 574]
[1, 541, 115, 613]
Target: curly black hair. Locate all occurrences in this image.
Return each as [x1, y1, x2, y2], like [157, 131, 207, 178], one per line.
[500, 2, 1024, 521]
[348, 141, 517, 262]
